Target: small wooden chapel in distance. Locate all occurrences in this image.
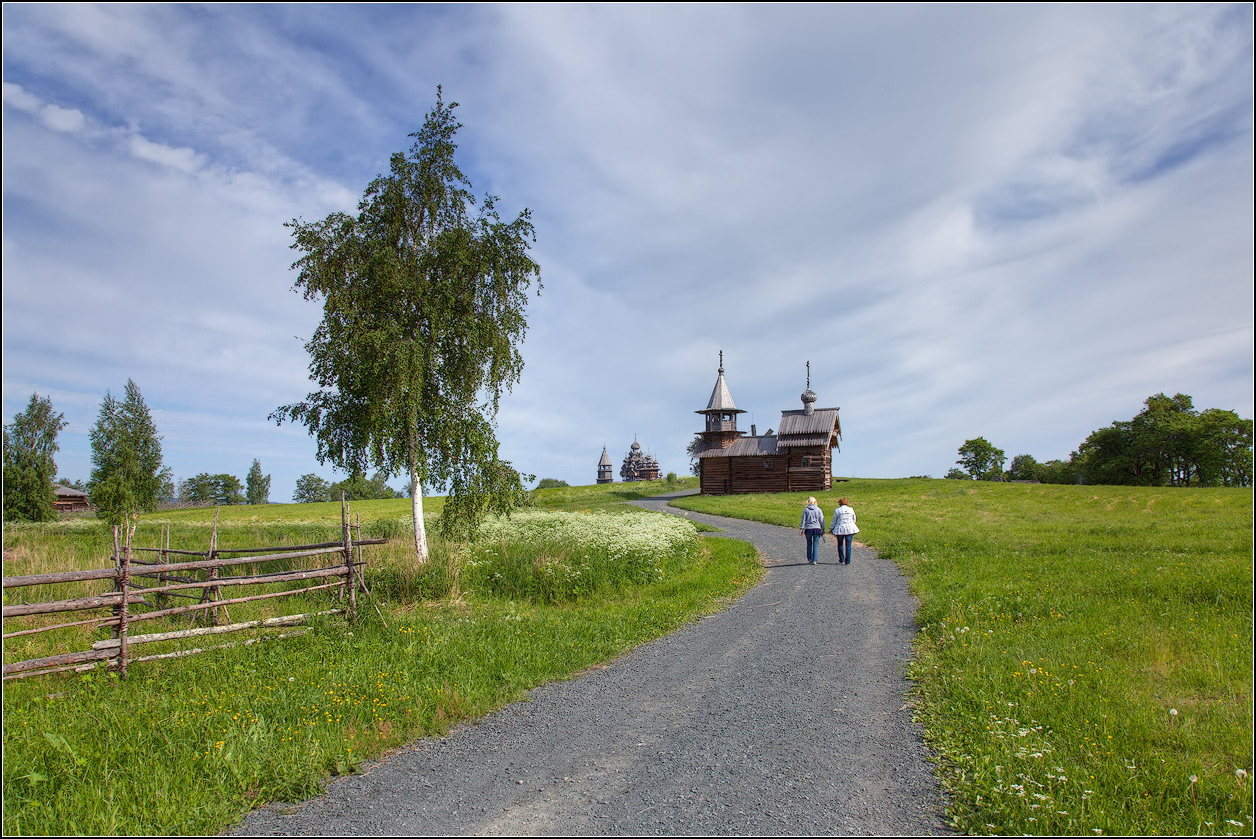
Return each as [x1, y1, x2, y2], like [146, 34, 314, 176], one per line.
[691, 353, 841, 495]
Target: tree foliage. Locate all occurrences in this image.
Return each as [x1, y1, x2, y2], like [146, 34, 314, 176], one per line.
[988, 393, 1252, 489]
[1007, 453, 1042, 482]
[179, 473, 245, 506]
[293, 473, 332, 503]
[1038, 457, 1081, 485]
[246, 459, 271, 505]
[686, 434, 703, 476]
[272, 88, 540, 560]
[536, 478, 569, 489]
[2, 393, 68, 523]
[88, 380, 168, 526]
[328, 470, 402, 501]
[1077, 393, 1252, 487]
[956, 437, 1007, 481]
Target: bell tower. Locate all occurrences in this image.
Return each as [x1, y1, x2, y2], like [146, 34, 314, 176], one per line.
[597, 446, 614, 484]
[695, 351, 746, 450]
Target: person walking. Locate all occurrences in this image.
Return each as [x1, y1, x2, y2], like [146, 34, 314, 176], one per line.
[830, 497, 859, 565]
[800, 496, 826, 564]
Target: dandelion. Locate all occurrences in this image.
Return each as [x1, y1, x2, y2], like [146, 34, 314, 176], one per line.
[1236, 769, 1248, 780]
[1189, 774, 1198, 784]
[1170, 708, 1178, 717]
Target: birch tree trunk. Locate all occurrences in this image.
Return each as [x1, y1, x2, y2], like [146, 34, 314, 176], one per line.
[410, 462, 429, 564]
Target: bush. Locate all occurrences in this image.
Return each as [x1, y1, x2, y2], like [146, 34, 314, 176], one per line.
[465, 511, 699, 602]
[535, 478, 569, 489]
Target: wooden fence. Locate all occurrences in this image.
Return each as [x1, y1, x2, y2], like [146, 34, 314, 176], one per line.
[2, 497, 386, 681]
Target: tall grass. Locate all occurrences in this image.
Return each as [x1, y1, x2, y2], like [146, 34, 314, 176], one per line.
[674, 478, 1253, 836]
[2, 482, 760, 835]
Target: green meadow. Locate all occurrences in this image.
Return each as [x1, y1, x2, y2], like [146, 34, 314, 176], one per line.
[673, 478, 1254, 836]
[4, 476, 1251, 835]
[2, 477, 766, 835]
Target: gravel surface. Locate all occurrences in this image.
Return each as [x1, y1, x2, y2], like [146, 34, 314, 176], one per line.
[230, 491, 951, 835]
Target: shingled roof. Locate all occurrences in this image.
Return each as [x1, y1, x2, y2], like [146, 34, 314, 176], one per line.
[776, 408, 841, 450]
[702, 367, 742, 413]
[693, 434, 781, 459]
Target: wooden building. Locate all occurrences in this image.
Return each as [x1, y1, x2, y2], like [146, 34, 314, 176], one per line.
[620, 439, 660, 482]
[52, 484, 90, 513]
[692, 356, 841, 495]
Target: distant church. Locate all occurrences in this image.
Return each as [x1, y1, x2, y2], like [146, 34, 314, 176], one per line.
[596, 440, 661, 484]
[620, 439, 660, 482]
[690, 353, 841, 495]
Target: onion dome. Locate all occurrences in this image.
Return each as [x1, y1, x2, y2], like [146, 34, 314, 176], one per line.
[801, 361, 817, 415]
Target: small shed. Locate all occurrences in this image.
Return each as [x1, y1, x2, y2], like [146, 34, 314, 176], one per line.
[53, 484, 90, 513]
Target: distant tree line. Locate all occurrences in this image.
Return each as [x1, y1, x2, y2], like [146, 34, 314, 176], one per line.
[951, 393, 1252, 487]
[292, 470, 405, 503]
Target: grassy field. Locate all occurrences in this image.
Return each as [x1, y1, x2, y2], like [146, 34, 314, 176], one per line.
[3, 475, 768, 835]
[672, 478, 1253, 836]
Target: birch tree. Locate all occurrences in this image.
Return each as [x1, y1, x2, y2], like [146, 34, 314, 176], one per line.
[88, 379, 168, 526]
[272, 88, 539, 563]
[2, 393, 67, 522]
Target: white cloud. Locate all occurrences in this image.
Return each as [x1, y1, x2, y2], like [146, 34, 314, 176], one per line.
[3, 4, 1251, 498]
[2, 81, 43, 113]
[126, 133, 205, 172]
[39, 103, 87, 133]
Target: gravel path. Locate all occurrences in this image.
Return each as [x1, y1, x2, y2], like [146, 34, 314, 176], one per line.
[231, 491, 950, 835]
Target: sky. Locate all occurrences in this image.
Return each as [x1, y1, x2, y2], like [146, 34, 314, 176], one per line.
[3, 4, 1253, 503]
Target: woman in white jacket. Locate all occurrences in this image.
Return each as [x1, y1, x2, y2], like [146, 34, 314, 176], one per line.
[829, 497, 859, 565]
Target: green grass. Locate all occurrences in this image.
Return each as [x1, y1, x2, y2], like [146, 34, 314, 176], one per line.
[2, 478, 758, 835]
[672, 478, 1254, 836]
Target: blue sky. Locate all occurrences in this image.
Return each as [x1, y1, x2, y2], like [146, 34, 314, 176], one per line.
[3, 4, 1252, 502]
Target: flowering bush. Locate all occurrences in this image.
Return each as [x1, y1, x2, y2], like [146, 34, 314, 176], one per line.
[468, 511, 699, 602]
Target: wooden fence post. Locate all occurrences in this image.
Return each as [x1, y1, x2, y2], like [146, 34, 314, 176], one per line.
[111, 525, 121, 639]
[118, 516, 135, 679]
[341, 493, 356, 622]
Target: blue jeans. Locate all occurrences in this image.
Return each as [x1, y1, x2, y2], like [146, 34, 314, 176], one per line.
[805, 529, 823, 562]
[835, 533, 853, 563]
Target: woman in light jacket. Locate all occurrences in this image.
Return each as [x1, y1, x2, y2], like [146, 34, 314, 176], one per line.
[800, 496, 826, 564]
[829, 497, 859, 565]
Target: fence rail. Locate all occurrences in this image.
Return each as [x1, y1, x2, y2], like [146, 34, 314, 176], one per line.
[2, 496, 385, 681]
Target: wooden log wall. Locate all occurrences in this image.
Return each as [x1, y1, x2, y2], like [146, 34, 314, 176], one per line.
[1, 496, 386, 681]
[700, 446, 834, 495]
